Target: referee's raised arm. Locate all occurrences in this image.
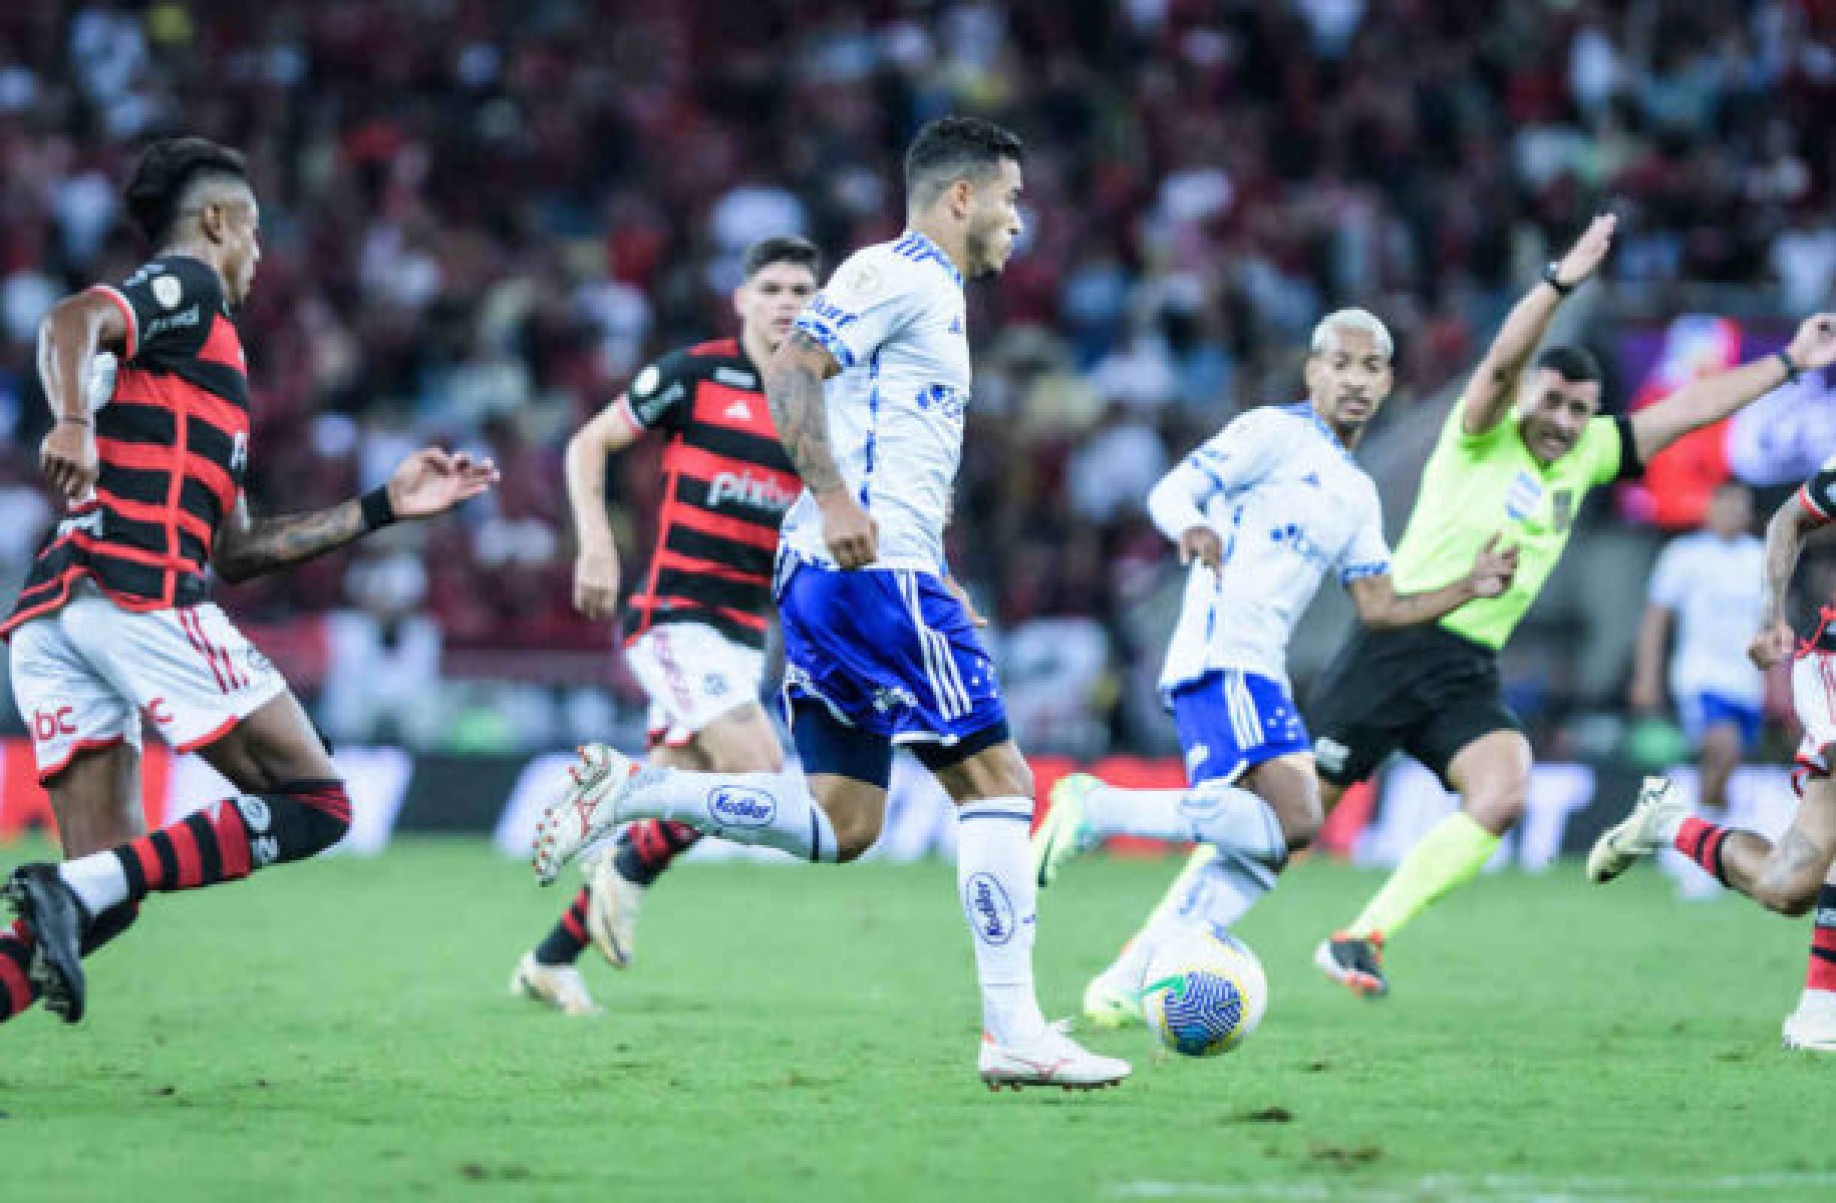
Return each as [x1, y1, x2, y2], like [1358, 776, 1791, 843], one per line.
[1460, 213, 1618, 437]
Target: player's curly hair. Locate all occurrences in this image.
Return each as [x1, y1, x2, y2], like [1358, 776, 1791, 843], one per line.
[124, 137, 249, 246]
[904, 116, 1024, 207]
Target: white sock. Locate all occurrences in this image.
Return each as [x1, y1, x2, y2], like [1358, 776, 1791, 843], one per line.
[1145, 845, 1279, 938]
[58, 853, 129, 916]
[621, 767, 839, 863]
[956, 796, 1048, 1046]
[1094, 936, 1153, 995]
[1083, 783, 1189, 841]
[1085, 779, 1289, 871]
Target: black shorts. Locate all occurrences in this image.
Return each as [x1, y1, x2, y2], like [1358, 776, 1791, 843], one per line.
[1307, 623, 1522, 789]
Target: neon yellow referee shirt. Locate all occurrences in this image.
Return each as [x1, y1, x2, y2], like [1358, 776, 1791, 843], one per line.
[1389, 397, 1637, 651]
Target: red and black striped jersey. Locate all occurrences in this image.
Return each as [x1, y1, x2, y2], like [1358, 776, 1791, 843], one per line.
[3, 255, 250, 636]
[623, 338, 799, 649]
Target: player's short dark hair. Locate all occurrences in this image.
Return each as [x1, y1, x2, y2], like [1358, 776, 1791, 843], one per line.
[904, 116, 1025, 208]
[1535, 345, 1604, 384]
[742, 235, 821, 280]
[124, 137, 250, 246]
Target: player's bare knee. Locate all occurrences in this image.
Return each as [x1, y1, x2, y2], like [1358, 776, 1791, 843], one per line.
[829, 811, 882, 863]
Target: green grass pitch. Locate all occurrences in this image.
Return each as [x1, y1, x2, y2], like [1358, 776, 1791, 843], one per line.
[3, 840, 1832, 1201]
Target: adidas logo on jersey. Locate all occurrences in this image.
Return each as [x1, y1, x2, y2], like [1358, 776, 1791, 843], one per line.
[724, 399, 754, 422]
[707, 470, 797, 512]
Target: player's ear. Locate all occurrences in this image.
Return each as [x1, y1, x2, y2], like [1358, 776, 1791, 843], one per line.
[199, 200, 227, 245]
[731, 283, 747, 323]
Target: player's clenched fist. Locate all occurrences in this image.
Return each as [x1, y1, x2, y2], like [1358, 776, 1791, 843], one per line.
[818, 490, 879, 569]
[40, 417, 98, 501]
[573, 549, 620, 620]
[1178, 526, 1223, 571]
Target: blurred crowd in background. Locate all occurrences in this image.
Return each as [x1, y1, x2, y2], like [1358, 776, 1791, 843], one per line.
[2, 0, 1835, 760]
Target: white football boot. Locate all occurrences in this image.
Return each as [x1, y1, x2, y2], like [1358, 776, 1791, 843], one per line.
[1082, 957, 1146, 1030]
[532, 744, 641, 885]
[978, 1026, 1131, 1091]
[1782, 990, 1836, 1052]
[585, 850, 644, 969]
[1586, 775, 1686, 883]
[509, 952, 602, 1017]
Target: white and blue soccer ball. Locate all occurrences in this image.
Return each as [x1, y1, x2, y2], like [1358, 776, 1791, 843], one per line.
[1139, 926, 1269, 1058]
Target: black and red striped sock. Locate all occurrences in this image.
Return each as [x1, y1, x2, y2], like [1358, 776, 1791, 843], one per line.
[0, 919, 37, 1022]
[613, 819, 703, 887]
[1808, 885, 1836, 995]
[112, 780, 353, 902]
[1674, 817, 1732, 886]
[534, 887, 592, 966]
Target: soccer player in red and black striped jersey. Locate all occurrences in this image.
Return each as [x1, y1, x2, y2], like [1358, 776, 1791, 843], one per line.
[511, 237, 816, 1014]
[0, 137, 498, 1026]
[1590, 436, 1836, 1052]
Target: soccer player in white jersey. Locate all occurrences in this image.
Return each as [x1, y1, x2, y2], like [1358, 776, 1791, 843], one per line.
[528, 117, 1130, 1090]
[1031, 311, 1517, 1027]
[1630, 482, 1768, 828]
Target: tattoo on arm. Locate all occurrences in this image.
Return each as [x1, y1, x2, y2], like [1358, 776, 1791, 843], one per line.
[766, 329, 846, 496]
[1761, 503, 1809, 624]
[213, 495, 369, 584]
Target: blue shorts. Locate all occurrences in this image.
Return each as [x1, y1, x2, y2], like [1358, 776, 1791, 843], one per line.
[778, 560, 1007, 750]
[1678, 692, 1763, 749]
[1171, 670, 1310, 786]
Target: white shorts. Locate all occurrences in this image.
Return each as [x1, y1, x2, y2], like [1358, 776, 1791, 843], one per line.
[623, 622, 764, 749]
[1793, 650, 1836, 794]
[9, 582, 286, 783]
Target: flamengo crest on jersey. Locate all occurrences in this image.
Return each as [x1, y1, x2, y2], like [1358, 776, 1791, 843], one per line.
[780, 230, 971, 574]
[1159, 403, 1391, 692]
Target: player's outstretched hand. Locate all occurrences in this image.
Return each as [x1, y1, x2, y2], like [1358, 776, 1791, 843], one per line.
[1178, 526, 1223, 571]
[574, 549, 620, 621]
[1468, 532, 1518, 599]
[387, 447, 501, 520]
[1553, 212, 1618, 288]
[1785, 313, 1836, 372]
[40, 418, 98, 502]
[818, 490, 878, 569]
[1748, 619, 1796, 670]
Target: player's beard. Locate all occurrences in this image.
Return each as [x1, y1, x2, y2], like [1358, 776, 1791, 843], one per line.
[964, 225, 1006, 279]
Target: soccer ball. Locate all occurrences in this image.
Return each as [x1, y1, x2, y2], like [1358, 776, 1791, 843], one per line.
[1139, 926, 1268, 1057]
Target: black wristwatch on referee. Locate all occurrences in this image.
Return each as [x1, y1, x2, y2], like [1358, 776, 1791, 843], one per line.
[1776, 348, 1804, 384]
[1541, 261, 1575, 296]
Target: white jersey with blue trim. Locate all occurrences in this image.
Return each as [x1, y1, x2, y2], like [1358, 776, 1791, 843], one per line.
[780, 230, 971, 574]
[1153, 402, 1391, 692]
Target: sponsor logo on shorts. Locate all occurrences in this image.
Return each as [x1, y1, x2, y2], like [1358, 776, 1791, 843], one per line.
[706, 786, 777, 829]
[1314, 737, 1349, 774]
[146, 698, 173, 725]
[964, 872, 1014, 946]
[702, 672, 729, 698]
[31, 707, 77, 742]
[871, 684, 919, 714]
[1817, 906, 1836, 928]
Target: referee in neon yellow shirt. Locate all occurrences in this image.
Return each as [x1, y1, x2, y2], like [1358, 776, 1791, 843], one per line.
[1300, 214, 1836, 996]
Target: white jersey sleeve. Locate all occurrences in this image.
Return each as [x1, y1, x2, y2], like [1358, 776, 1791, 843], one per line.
[1148, 408, 1292, 543]
[794, 250, 927, 370]
[1336, 498, 1392, 584]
